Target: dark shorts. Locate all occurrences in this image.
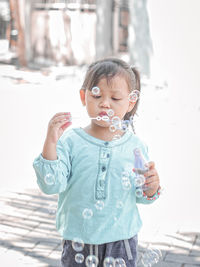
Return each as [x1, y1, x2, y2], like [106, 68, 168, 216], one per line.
[61, 235, 138, 267]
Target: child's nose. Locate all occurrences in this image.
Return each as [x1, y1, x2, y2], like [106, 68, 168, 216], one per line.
[99, 98, 110, 108]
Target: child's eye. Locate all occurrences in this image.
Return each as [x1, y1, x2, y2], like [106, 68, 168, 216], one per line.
[93, 95, 101, 99]
[112, 98, 121, 101]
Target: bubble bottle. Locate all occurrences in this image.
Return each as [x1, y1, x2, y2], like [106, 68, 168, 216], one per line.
[132, 148, 149, 198]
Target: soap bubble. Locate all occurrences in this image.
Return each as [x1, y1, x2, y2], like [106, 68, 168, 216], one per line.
[141, 247, 162, 267]
[96, 116, 101, 121]
[92, 86, 100, 95]
[48, 204, 57, 215]
[128, 92, 138, 102]
[82, 208, 93, 219]
[44, 173, 55, 185]
[135, 188, 143, 198]
[122, 175, 132, 190]
[128, 90, 140, 102]
[103, 257, 115, 267]
[102, 115, 109, 121]
[120, 122, 129, 132]
[115, 258, 126, 267]
[122, 171, 130, 177]
[72, 238, 84, 252]
[129, 115, 134, 124]
[109, 124, 117, 133]
[95, 200, 104, 210]
[111, 116, 121, 127]
[107, 109, 114, 117]
[134, 175, 145, 187]
[85, 255, 99, 267]
[116, 201, 124, 209]
[122, 180, 132, 190]
[75, 253, 84, 263]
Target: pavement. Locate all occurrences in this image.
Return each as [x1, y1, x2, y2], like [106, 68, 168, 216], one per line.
[0, 188, 200, 267]
[0, 63, 200, 266]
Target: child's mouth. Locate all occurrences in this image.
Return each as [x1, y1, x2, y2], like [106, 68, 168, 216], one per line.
[99, 112, 108, 117]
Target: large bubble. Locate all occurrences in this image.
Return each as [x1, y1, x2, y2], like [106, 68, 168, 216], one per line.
[72, 238, 84, 252]
[91, 86, 100, 95]
[75, 253, 84, 263]
[82, 208, 93, 219]
[103, 257, 115, 267]
[44, 173, 55, 185]
[85, 255, 99, 267]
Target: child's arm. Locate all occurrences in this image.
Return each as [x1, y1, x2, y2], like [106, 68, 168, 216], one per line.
[33, 112, 72, 195]
[42, 112, 71, 160]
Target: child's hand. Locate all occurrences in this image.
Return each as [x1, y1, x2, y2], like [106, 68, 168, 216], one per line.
[143, 161, 160, 197]
[46, 112, 72, 144]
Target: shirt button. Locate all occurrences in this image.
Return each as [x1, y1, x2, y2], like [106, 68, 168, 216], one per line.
[104, 142, 109, 146]
[107, 154, 110, 158]
[99, 179, 105, 187]
[102, 166, 106, 172]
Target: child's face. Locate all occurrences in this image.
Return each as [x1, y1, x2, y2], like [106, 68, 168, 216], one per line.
[80, 75, 135, 128]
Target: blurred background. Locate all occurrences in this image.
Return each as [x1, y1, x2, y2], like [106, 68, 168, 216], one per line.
[0, 0, 200, 265]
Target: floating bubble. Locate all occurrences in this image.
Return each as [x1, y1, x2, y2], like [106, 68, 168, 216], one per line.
[109, 124, 117, 133]
[115, 258, 126, 267]
[103, 256, 115, 267]
[112, 134, 121, 140]
[141, 248, 162, 267]
[129, 115, 134, 124]
[122, 180, 132, 191]
[75, 253, 84, 263]
[48, 204, 57, 215]
[151, 248, 162, 259]
[72, 238, 84, 252]
[44, 173, 55, 185]
[128, 92, 138, 102]
[134, 175, 145, 187]
[111, 116, 121, 127]
[82, 208, 93, 219]
[85, 255, 99, 267]
[122, 171, 130, 177]
[96, 116, 101, 121]
[102, 115, 109, 121]
[91, 86, 100, 95]
[120, 122, 128, 132]
[121, 174, 132, 190]
[95, 200, 104, 210]
[135, 188, 143, 198]
[116, 201, 124, 209]
[107, 109, 114, 117]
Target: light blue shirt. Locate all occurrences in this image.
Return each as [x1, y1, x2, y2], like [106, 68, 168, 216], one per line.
[33, 128, 157, 245]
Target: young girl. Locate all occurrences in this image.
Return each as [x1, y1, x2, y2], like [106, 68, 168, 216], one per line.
[33, 58, 160, 267]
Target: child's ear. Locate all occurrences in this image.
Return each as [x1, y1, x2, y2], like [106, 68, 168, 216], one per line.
[80, 89, 86, 106]
[127, 101, 136, 112]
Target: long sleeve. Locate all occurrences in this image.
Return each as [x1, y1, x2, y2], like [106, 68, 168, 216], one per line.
[33, 139, 71, 195]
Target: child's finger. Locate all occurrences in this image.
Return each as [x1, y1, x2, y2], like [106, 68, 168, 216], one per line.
[146, 161, 155, 169]
[51, 112, 71, 120]
[61, 121, 72, 130]
[145, 176, 159, 184]
[144, 169, 156, 178]
[53, 119, 71, 128]
[52, 114, 71, 125]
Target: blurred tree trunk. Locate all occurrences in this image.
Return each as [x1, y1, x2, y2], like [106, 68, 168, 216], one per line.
[128, 0, 153, 77]
[14, 0, 26, 66]
[96, 0, 113, 60]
